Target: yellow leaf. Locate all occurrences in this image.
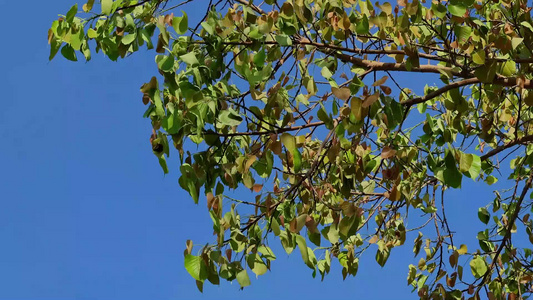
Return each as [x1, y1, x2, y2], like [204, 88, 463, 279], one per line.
[457, 244, 468, 255]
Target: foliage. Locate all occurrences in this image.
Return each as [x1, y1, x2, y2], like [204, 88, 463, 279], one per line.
[49, 0, 533, 298]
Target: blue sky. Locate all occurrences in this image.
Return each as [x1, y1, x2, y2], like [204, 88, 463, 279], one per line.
[0, 1, 511, 299]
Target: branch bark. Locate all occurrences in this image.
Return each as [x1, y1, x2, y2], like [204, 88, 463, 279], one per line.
[481, 134, 533, 161]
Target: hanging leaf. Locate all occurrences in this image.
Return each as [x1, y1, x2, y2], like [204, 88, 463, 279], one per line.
[469, 256, 488, 278]
[172, 11, 188, 34]
[101, 0, 113, 14]
[236, 269, 251, 287]
[184, 255, 207, 281]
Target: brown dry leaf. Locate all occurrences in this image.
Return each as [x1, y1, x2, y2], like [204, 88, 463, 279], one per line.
[140, 76, 158, 93]
[206, 192, 215, 210]
[245, 155, 257, 172]
[520, 275, 533, 284]
[449, 251, 458, 267]
[252, 184, 263, 193]
[289, 218, 297, 233]
[332, 87, 351, 101]
[380, 85, 392, 95]
[282, 76, 289, 86]
[142, 93, 151, 105]
[186, 240, 193, 255]
[305, 215, 319, 234]
[156, 34, 166, 53]
[446, 273, 456, 287]
[389, 185, 401, 201]
[265, 195, 272, 216]
[450, 40, 459, 49]
[270, 140, 282, 155]
[226, 249, 232, 261]
[372, 76, 389, 86]
[164, 13, 174, 26]
[381, 146, 397, 159]
[468, 285, 475, 295]
[362, 92, 380, 108]
[116, 26, 125, 36]
[369, 235, 379, 244]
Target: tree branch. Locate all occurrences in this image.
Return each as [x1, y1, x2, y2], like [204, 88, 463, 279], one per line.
[204, 121, 325, 137]
[401, 78, 480, 106]
[481, 134, 533, 161]
[476, 170, 533, 294]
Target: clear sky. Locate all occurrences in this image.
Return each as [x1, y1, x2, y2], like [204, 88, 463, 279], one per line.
[0, 1, 510, 299]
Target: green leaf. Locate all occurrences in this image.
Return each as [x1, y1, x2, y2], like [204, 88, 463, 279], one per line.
[270, 218, 281, 236]
[158, 154, 169, 174]
[376, 248, 390, 267]
[512, 37, 524, 50]
[485, 175, 498, 185]
[257, 245, 276, 260]
[317, 106, 333, 129]
[468, 154, 481, 179]
[187, 179, 199, 204]
[459, 153, 473, 173]
[521, 21, 533, 32]
[339, 216, 358, 239]
[472, 50, 485, 65]
[321, 67, 333, 79]
[184, 255, 207, 281]
[253, 49, 266, 67]
[448, 0, 466, 17]
[498, 61, 516, 77]
[356, 15, 369, 34]
[442, 150, 462, 188]
[121, 33, 137, 45]
[180, 52, 199, 65]
[218, 109, 243, 126]
[61, 44, 77, 61]
[156, 55, 175, 72]
[70, 29, 83, 51]
[152, 88, 165, 118]
[66, 4, 78, 23]
[478, 207, 490, 224]
[407, 264, 417, 284]
[470, 256, 488, 278]
[475, 61, 497, 83]
[236, 269, 251, 287]
[292, 148, 302, 172]
[275, 34, 292, 46]
[454, 26, 471, 45]
[246, 253, 268, 276]
[295, 235, 311, 268]
[431, 3, 447, 18]
[280, 133, 296, 153]
[49, 39, 62, 61]
[101, 0, 113, 14]
[173, 12, 188, 34]
[87, 28, 98, 39]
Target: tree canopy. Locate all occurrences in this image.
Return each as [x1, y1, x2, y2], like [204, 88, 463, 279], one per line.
[49, 0, 533, 298]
